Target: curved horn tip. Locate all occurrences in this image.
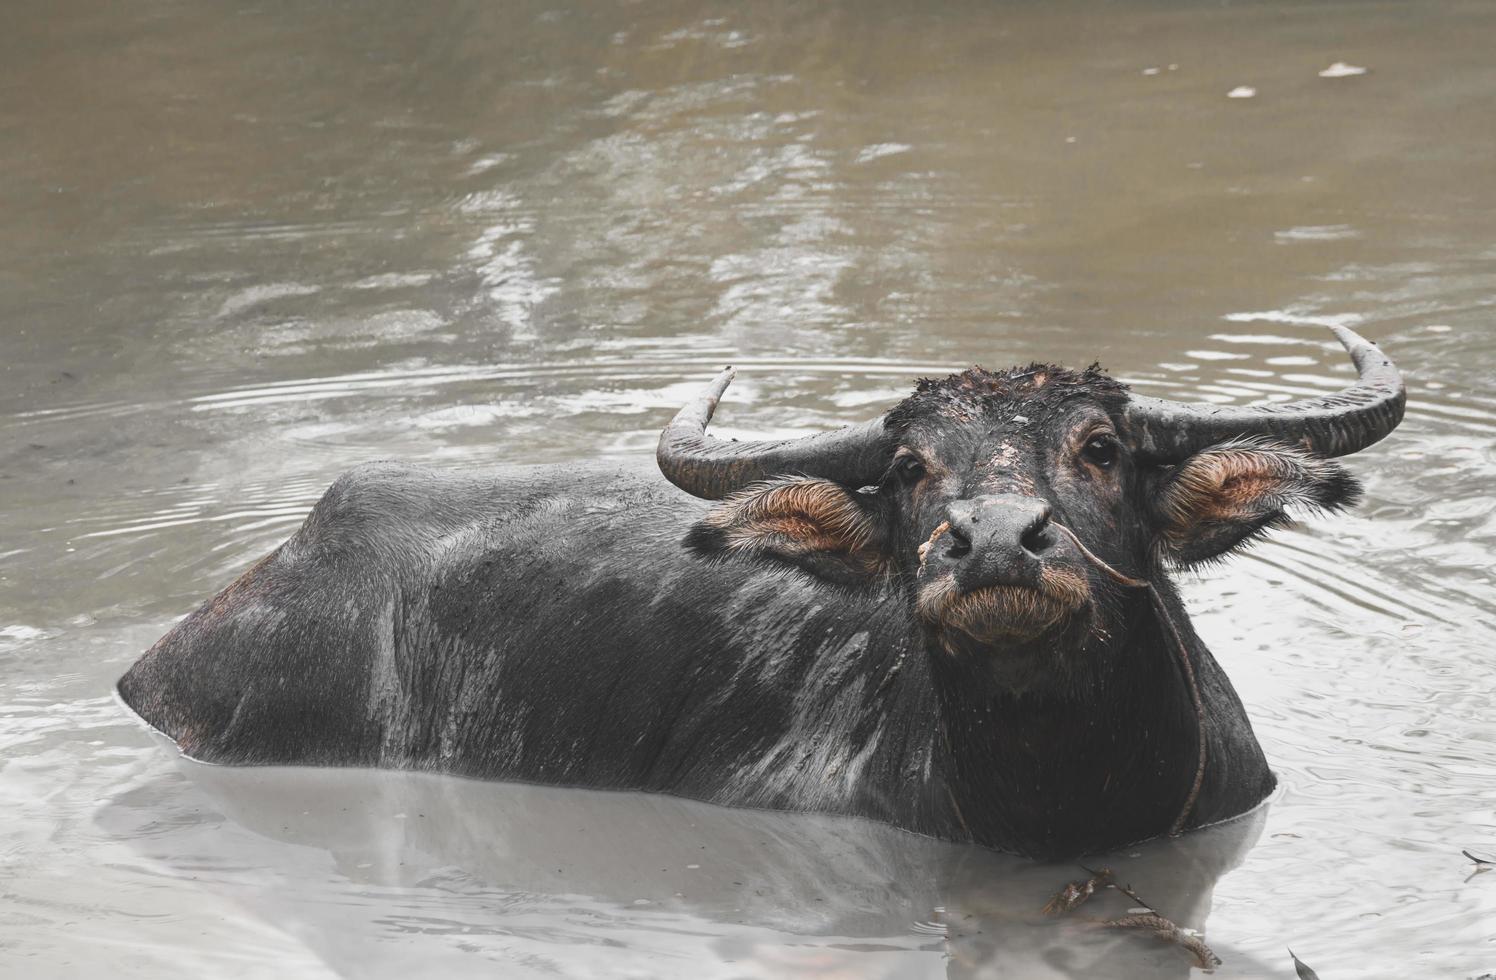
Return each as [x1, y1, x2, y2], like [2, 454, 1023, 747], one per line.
[701, 366, 736, 406]
[1328, 323, 1374, 352]
[1328, 323, 1359, 342]
[1327, 323, 1404, 381]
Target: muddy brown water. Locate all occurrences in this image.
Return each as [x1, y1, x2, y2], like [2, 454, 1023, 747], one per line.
[2, 1, 1494, 976]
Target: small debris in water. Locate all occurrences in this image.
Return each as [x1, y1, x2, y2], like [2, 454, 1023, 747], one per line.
[1463, 849, 1494, 870]
[1142, 67, 1161, 76]
[1227, 86, 1257, 99]
[1289, 948, 1322, 979]
[1045, 867, 1219, 969]
[855, 143, 911, 165]
[1043, 867, 1112, 915]
[1319, 62, 1368, 78]
[1274, 224, 1360, 243]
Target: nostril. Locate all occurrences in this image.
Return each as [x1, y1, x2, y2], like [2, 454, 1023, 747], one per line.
[1020, 506, 1054, 556]
[1021, 524, 1053, 556]
[945, 526, 973, 559]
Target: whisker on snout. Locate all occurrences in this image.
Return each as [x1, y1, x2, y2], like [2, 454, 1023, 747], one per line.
[915, 563, 1092, 648]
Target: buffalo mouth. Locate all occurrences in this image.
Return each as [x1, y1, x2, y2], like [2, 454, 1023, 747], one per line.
[915, 567, 1092, 649]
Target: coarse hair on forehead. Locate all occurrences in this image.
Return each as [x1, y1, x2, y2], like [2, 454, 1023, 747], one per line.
[882, 363, 1130, 435]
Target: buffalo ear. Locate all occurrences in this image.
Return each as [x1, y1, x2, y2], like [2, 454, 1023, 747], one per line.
[1149, 439, 1362, 567]
[685, 478, 889, 585]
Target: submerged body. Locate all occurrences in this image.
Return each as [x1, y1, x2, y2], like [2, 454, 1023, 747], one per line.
[120, 326, 1403, 858]
[120, 460, 1271, 856]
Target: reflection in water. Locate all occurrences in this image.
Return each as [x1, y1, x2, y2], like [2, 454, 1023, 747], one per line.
[2, 0, 1495, 975]
[99, 755, 1270, 978]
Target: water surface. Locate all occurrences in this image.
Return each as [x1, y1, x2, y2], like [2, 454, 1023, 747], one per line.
[3, 1, 1495, 976]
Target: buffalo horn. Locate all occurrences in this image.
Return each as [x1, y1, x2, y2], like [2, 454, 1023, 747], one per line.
[656, 368, 894, 499]
[1124, 325, 1405, 462]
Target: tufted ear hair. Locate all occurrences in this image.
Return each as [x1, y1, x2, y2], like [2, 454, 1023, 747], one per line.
[1149, 439, 1362, 568]
[684, 477, 890, 585]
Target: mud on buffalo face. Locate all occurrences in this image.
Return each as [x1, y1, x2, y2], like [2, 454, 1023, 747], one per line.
[884, 367, 1132, 657]
[663, 328, 1403, 690]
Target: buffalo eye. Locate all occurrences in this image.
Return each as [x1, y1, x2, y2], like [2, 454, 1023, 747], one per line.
[1081, 434, 1119, 470]
[893, 454, 926, 484]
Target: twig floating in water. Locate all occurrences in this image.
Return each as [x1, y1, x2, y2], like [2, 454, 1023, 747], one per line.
[1463, 848, 1494, 866]
[1104, 914, 1221, 970]
[1111, 878, 1155, 912]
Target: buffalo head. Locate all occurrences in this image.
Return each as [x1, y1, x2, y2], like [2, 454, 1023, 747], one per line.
[660, 326, 1404, 695]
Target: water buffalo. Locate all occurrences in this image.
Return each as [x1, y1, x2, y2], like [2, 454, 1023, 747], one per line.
[118, 326, 1404, 858]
